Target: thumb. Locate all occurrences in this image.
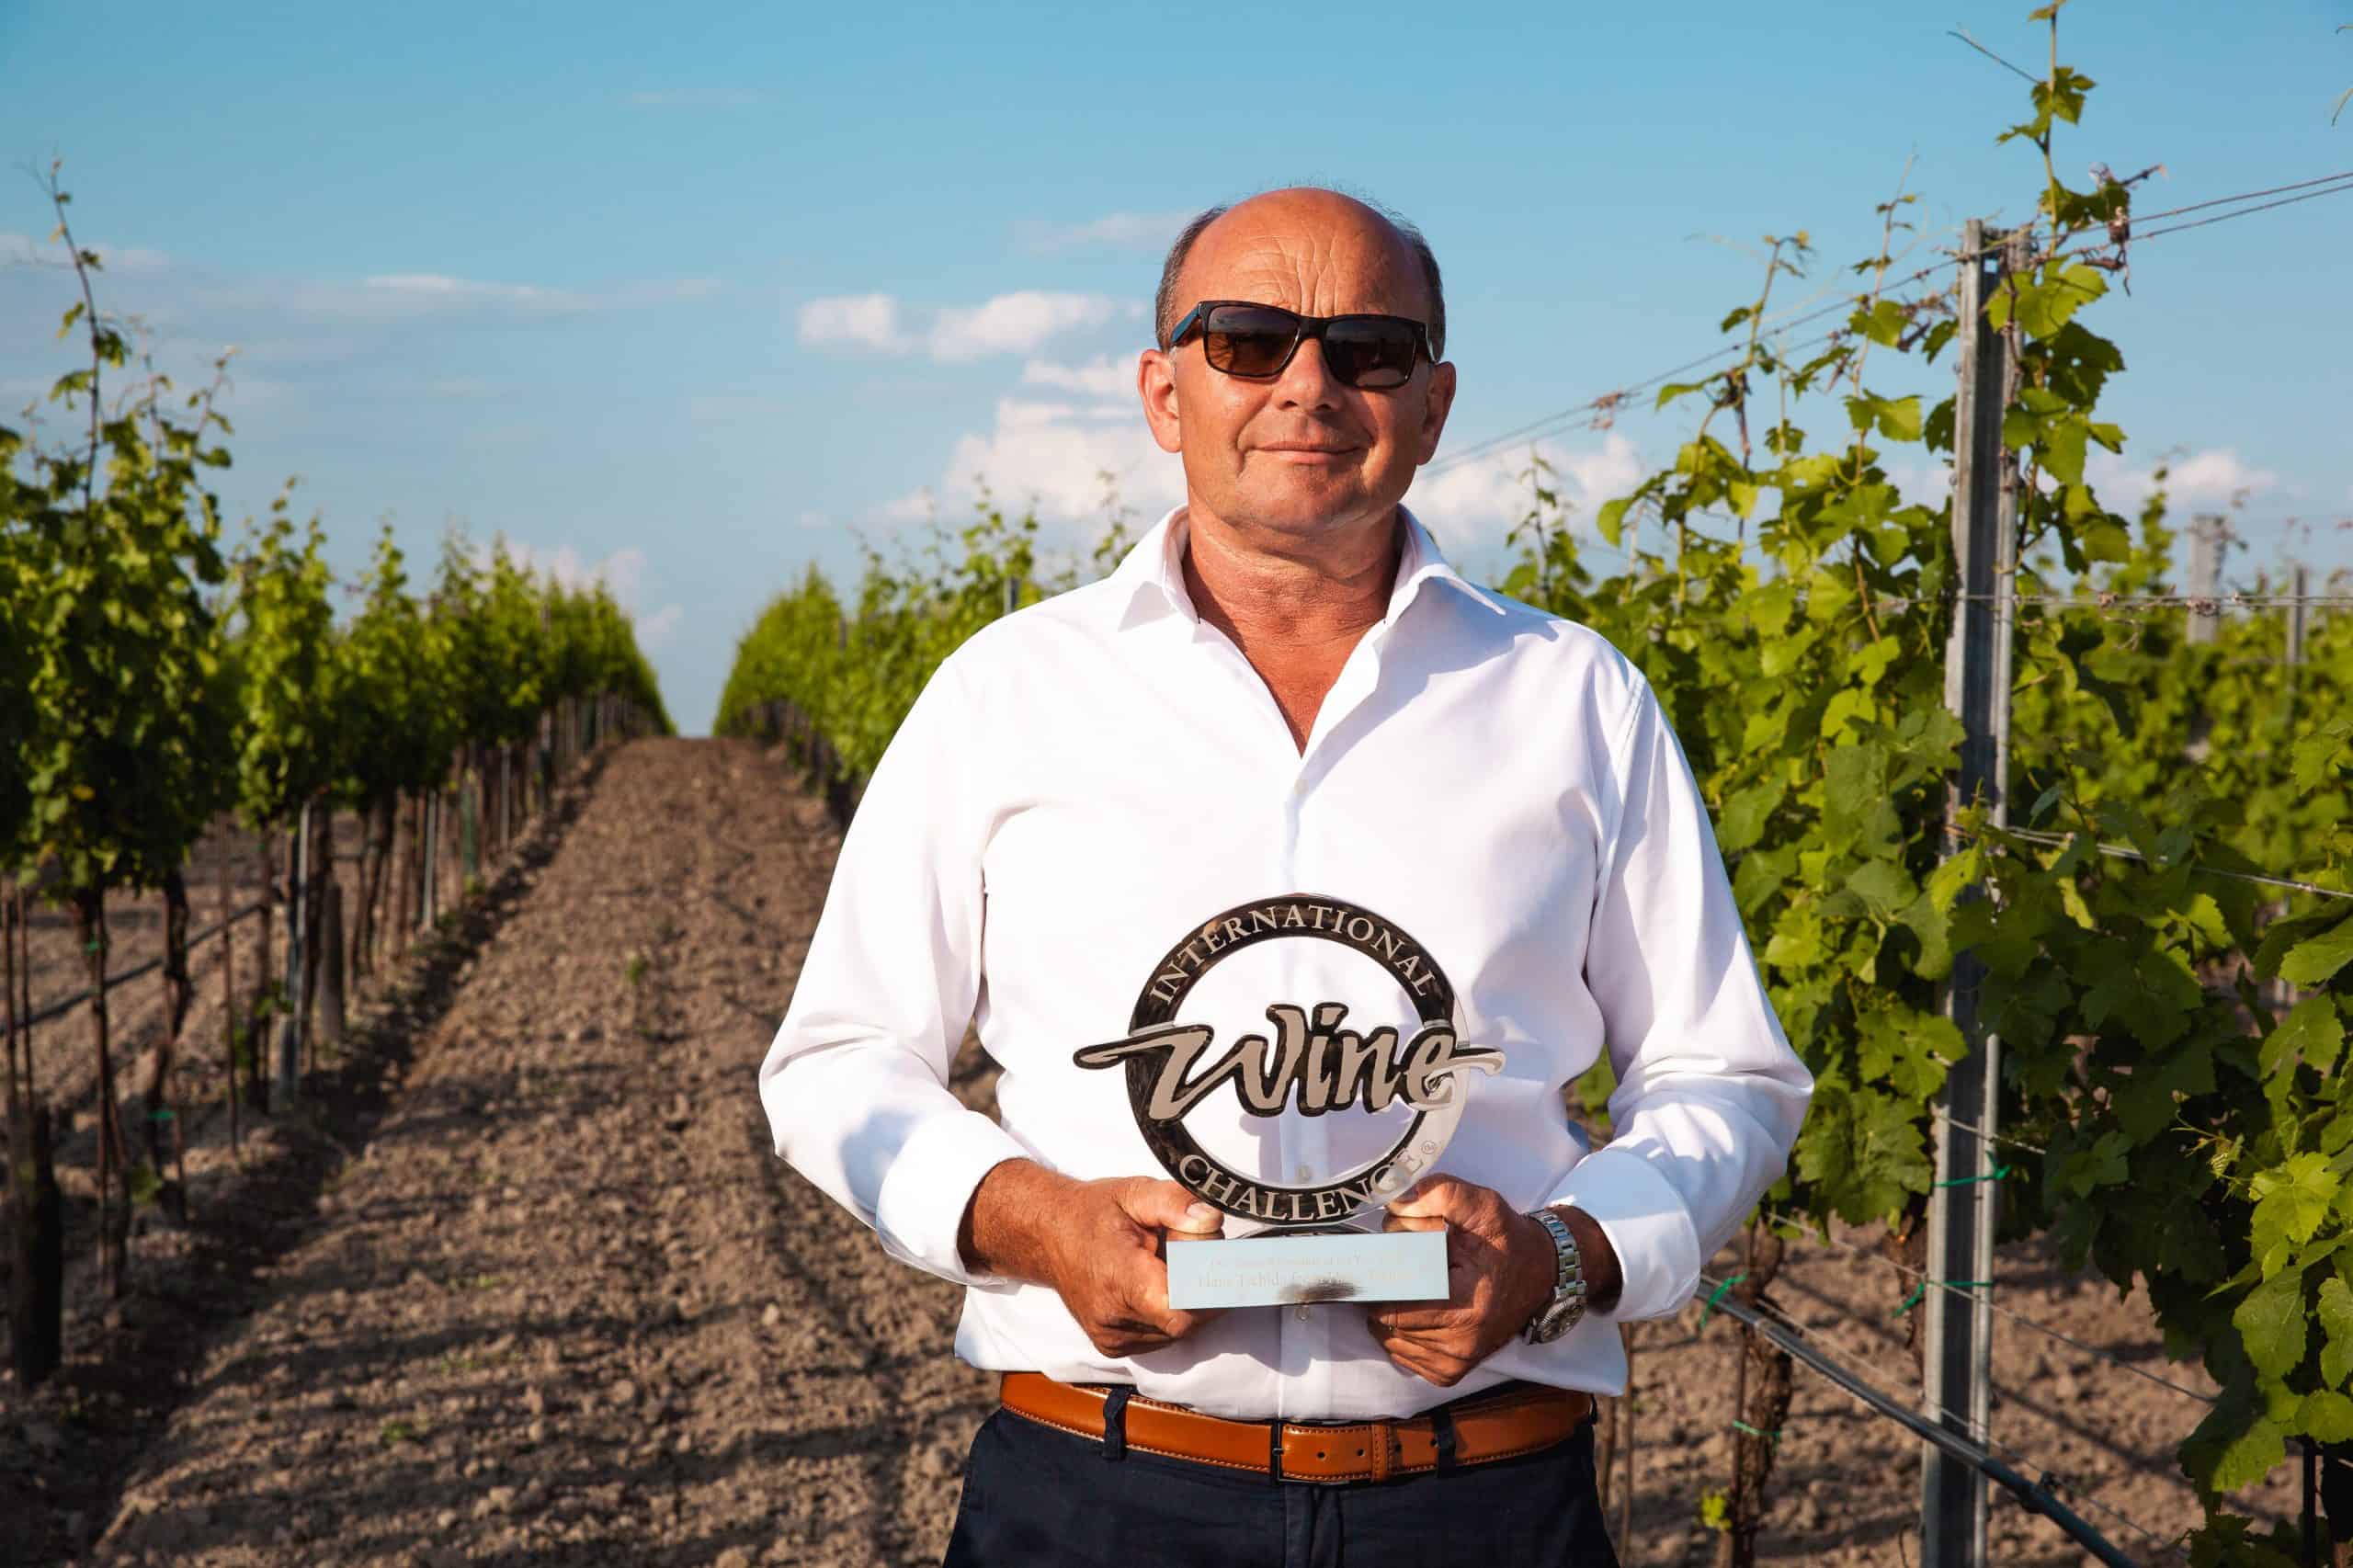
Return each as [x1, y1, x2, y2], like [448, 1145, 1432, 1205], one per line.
[1384, 1171, 1463, 1221]
[1120, 1177, 1224, 1235]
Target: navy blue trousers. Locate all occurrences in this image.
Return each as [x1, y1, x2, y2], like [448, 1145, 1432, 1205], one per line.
[942, 1396, 1620, 1568]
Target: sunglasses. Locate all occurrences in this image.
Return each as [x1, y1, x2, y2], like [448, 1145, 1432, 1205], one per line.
[1164, 301, 1434, 391]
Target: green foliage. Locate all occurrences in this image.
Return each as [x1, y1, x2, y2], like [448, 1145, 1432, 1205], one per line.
[1498, 14, 2353, 1551]
[337, 525, 450, 807]
[228, 487, 343, 829]
[716, 483, 1097, 778]
[5, 167, 673, 929]
[5, 166, 237, 900]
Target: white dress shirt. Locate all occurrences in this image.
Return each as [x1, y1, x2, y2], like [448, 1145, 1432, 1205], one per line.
[758, 504, 1812, 1421]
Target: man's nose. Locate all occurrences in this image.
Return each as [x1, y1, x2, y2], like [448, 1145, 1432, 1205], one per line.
[1269, 335, 1344, 411]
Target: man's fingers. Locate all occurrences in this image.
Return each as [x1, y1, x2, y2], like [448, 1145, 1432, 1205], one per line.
[1094, 1325, 1175, 1357]
[1375, 1335, 1459, 1386]
[1120, 1177, 1225, 1236]
[1366, 1292, 1472, 1342]
[1159, 1306, 1220, 1340]
[1123, 1257, 1221, 1339]
[1383, 1171, 1472, 1221]
[1091, 1301, 1218, 1357]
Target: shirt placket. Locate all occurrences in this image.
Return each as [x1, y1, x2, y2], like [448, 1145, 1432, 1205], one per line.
[1223, 608, 1406, 1416]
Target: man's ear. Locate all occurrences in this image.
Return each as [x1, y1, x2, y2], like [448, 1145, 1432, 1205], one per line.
[1415, 360, 1459, 465]
[1139, 348, 1184, 456]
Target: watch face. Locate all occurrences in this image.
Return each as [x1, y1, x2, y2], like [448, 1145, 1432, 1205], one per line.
[1532, 1299, 1584, 1343]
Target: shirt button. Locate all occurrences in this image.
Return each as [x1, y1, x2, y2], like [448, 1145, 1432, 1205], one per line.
[1294, 1304, 1312, 1323]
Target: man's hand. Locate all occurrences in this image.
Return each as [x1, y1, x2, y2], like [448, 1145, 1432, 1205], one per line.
[960, 1159, 1225, 1358]
[1364, 1174, 1623, 1387]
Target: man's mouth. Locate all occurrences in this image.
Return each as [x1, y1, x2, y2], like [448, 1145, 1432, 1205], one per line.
[1254, 442, 1360, 463]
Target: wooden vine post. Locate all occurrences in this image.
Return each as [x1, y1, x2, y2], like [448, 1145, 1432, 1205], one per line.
[221, 849, 241, 1160]
[6, 886, 64, 1386]
[275, 801, 308, 1108]
[1921, 218, 2025, 1568]
[1719, 1225, 1794, 1567]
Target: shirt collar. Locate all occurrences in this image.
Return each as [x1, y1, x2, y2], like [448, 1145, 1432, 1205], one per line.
[1107, 503, 1506, 632]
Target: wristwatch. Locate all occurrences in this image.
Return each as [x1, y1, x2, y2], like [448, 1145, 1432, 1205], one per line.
[1521, 1208, 1588, 1344]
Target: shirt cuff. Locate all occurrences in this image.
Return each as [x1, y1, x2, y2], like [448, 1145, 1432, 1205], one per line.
[872, 1108, 1034, 1291]
[1544, 1143, 1703, 1323]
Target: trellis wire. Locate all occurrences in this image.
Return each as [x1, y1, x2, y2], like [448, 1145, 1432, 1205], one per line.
[1430, 166, 2353, 481]
[1756, 1208, 2227, 1412]
[1979, 594, 2353, 610]
[1743, 1227, 2353, 1506]
[19, 898, 271, 1030]
[1933, 1108, 2047, 1158]
[1943, 823, 2353, 904]
[2125, 169, 2353, 228]
[1698, 1271, 2160, 1565]
[2131, 176, 2353, 242]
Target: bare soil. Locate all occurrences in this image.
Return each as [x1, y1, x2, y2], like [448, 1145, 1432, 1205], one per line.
[0, 736, 2299, 1565]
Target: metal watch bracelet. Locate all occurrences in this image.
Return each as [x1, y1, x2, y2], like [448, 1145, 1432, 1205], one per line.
[1522, 1208, 1587, 1344]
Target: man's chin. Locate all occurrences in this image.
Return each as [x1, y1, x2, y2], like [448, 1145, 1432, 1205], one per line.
[1223, 483, 1394, 539]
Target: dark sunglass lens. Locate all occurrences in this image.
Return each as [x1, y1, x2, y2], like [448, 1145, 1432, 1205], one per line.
[1202, 305, 1301, 377]
[1323, 319, 1419, 389]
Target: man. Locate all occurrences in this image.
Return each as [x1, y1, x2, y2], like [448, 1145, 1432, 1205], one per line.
[759, 187, 1812, 1566]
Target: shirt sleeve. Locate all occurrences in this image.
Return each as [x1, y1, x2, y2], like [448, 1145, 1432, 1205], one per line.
[1542, 672, 1814, 1322]
[756, 653, 1031, 1290]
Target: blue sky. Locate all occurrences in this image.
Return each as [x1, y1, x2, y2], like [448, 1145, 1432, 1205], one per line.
[4, 1, 2348, 733]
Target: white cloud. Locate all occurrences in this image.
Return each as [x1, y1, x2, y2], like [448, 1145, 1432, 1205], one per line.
[365, 273, 563, 306]
[798, 290, 1142, 362]
[622, 87, 764, 108]
[888, 398, 1178, 524]
[473, 540, 650, 606]
[1021, 354, 1134, 398]
[927, 291, 1136, 361]
[0, 231, 169, 272]
[796, 292, 911, 354]
[1409, 434, 1645, 543]
[2086, 446, 2279, 513]
[1884, 458, 1952, 507]
[1016, 210, 1192, 254]
[478, 540, 678, 651]
[635, 603, 685, 650]
[181, 271, 716, 324]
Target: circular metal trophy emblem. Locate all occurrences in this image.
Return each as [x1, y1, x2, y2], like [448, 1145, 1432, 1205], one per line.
[1074, 894, 1502, 1236]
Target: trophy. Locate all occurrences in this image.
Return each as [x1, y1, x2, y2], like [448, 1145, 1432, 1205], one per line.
[1074, 894, 1501, 1309]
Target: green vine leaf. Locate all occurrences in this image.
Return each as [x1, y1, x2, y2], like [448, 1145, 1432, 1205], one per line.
[2318, 1277, 2353, 1388]
[2234, 1270, 2309, 1379]
[2250, 1155, 2340, 1277]
[2279, 914, 2353, 987]
[2262, 996, 2347, 1081]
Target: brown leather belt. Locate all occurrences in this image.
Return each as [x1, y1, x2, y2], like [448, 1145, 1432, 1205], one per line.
[999, 1371, 1593, 1484]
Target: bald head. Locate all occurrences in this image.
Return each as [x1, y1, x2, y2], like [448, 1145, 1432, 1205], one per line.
[1154, 187, 1445, 360]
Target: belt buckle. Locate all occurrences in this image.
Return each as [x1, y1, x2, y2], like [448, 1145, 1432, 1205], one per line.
[1272, 1418, 1397, 1485]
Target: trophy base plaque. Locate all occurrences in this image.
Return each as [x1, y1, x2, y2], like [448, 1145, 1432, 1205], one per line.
[1165, 1228, 1450, 1310]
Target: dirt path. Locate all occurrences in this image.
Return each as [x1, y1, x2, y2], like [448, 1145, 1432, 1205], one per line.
[4, 735, 2300, 1566]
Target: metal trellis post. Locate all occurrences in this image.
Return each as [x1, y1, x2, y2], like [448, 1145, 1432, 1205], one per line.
[1924, 218, 2022, 1568]
[2287, 563, 2310, 668]
[2187, 517, 2224, 647]
[274, 801, 309, 1109]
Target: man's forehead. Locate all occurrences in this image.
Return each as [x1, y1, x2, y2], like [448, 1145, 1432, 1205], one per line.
[1182, 198, 1425, 314]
